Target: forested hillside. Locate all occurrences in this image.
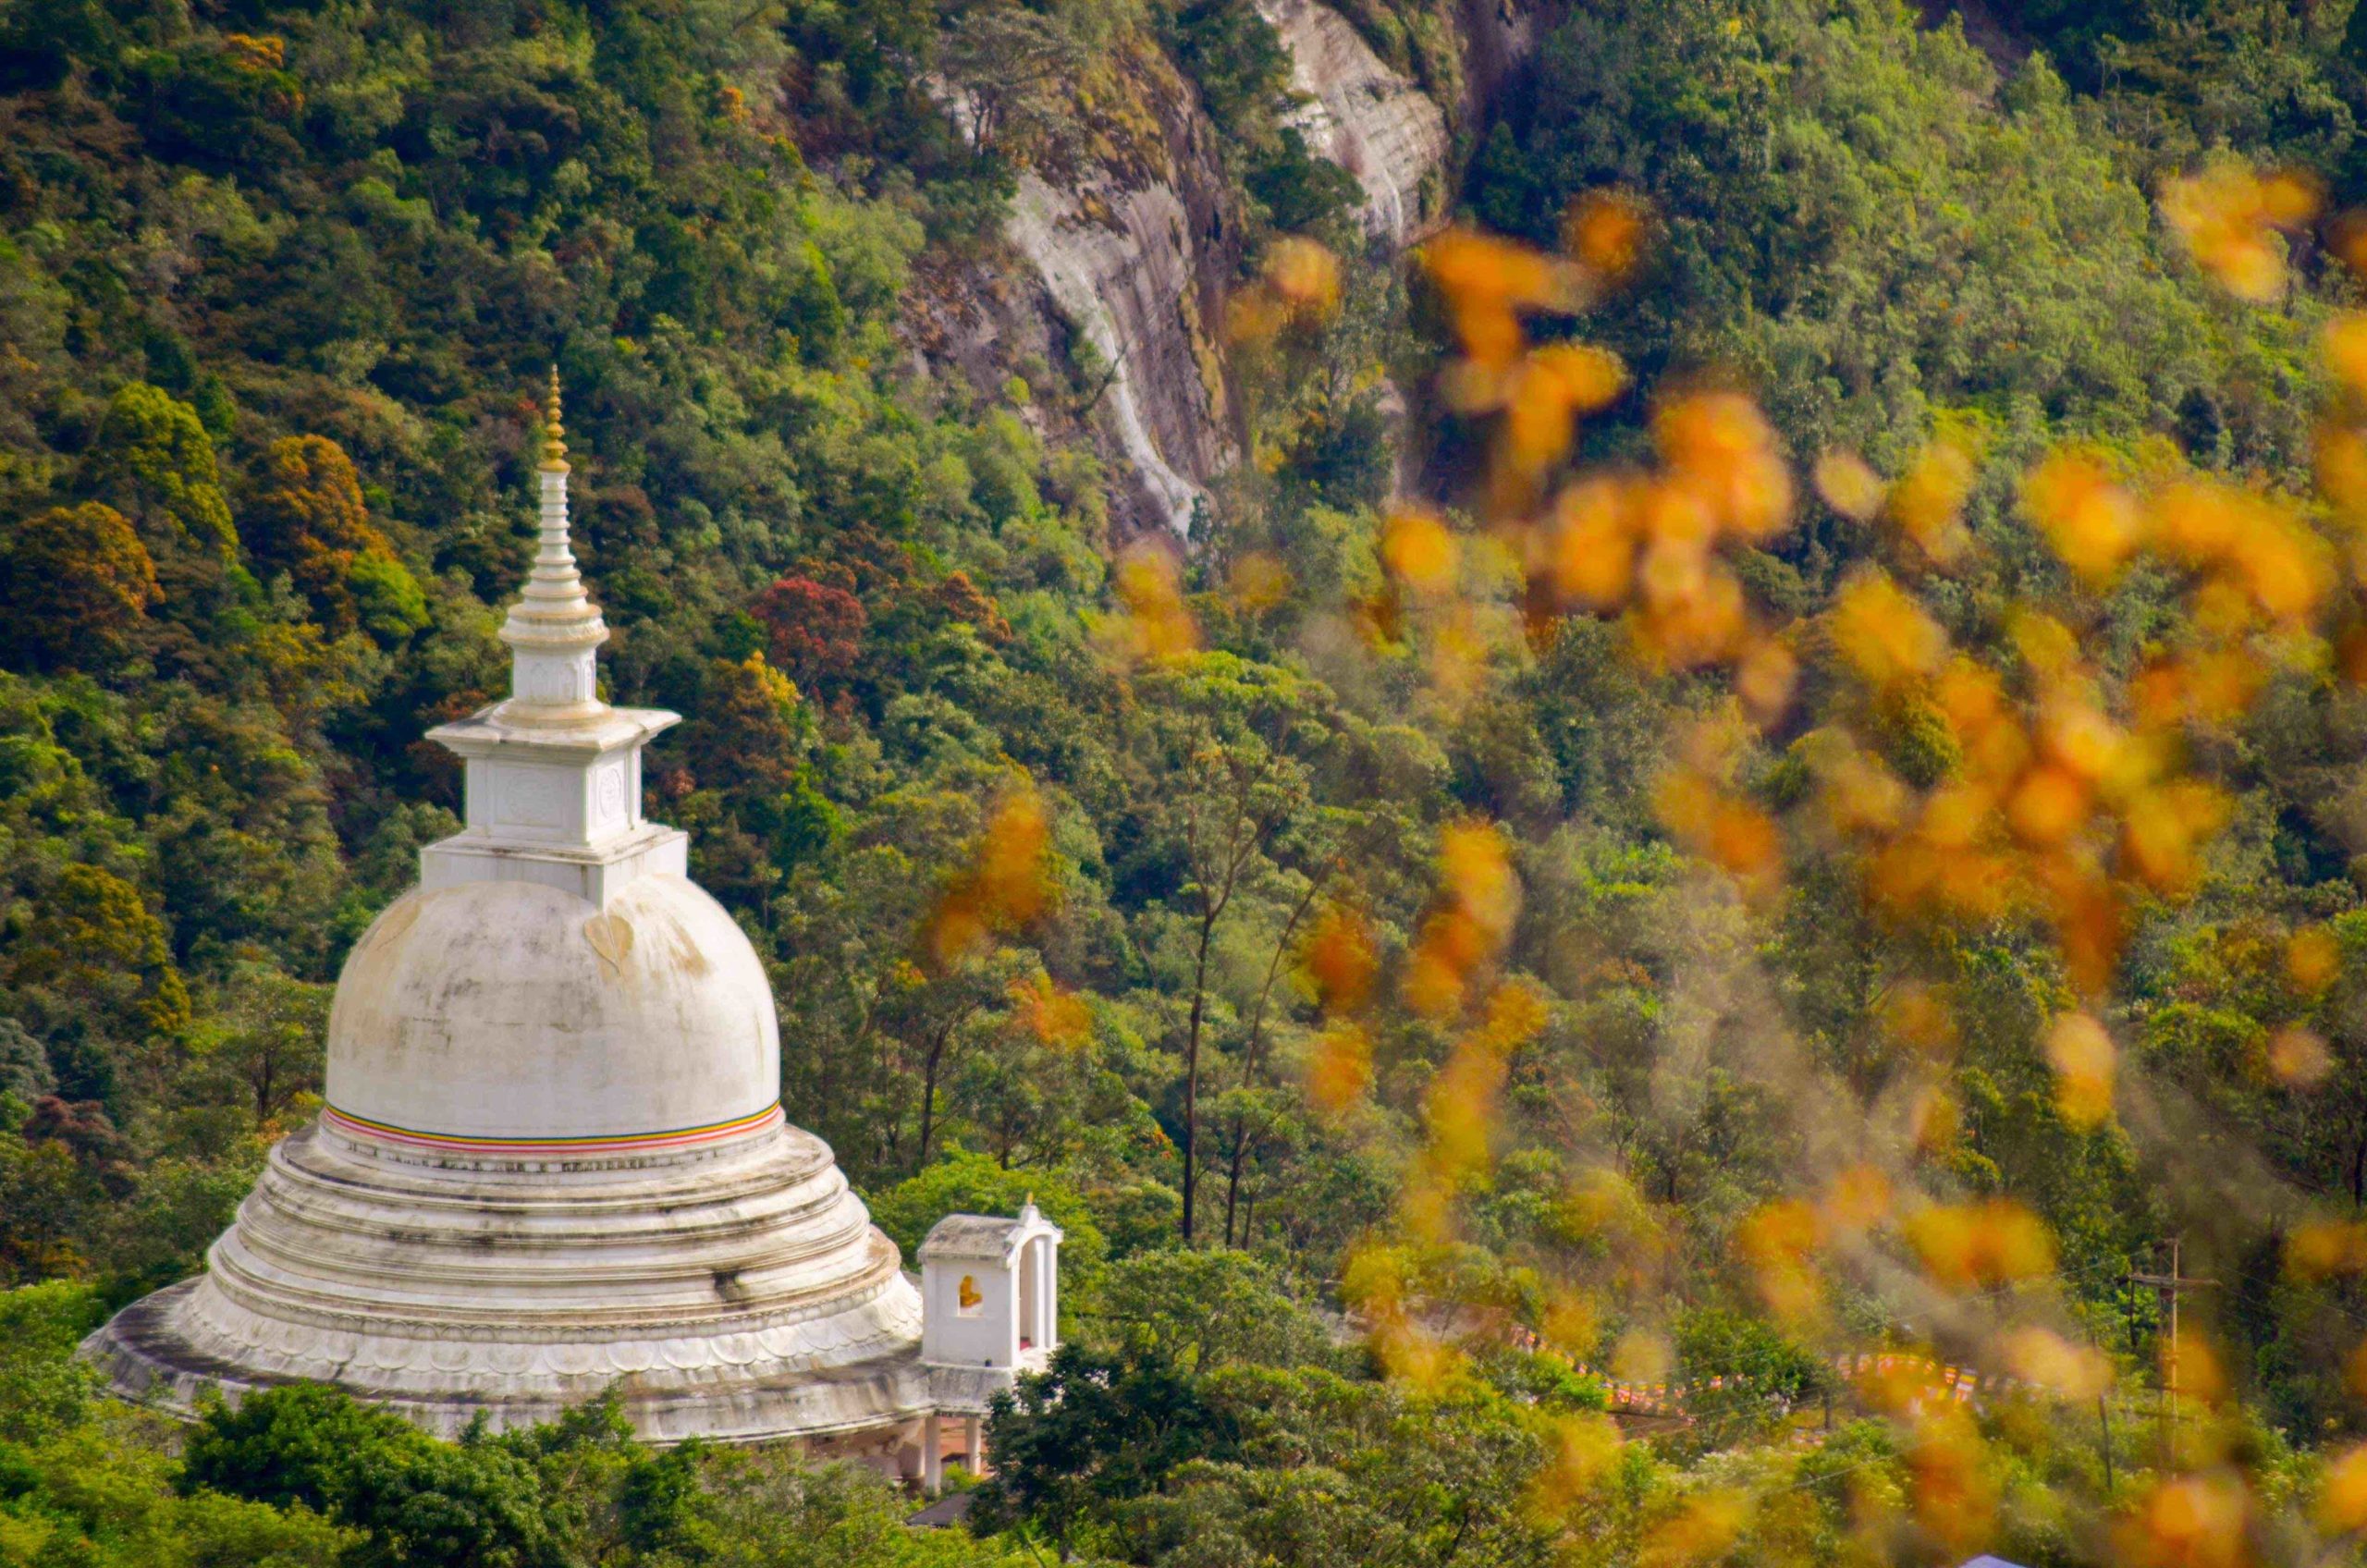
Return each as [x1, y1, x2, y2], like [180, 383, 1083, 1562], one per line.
[14, 0, 2367, 1563]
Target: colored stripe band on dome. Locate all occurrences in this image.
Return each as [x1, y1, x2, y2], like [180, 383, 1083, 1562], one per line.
[322, 1102, 784, 1155]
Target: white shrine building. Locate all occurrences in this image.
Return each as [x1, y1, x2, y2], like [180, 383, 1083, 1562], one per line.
[80, 375, 1058, 1482]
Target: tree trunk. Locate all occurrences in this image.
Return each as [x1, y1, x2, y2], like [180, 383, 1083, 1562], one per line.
[1180, 907, 1217, 1243]
[916, 1065, 936, 1170]
[1222, 880, 1318, 1247]
[916, 1022, 954, 1170]
[1174, 749, 1279, 1243]
[1223, 1146, 1243, 1250]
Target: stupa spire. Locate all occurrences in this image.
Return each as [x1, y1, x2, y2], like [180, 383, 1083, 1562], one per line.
[417, 370, 681, 901]
[541, 364, 568, 469]
[498, 368, 607, 716]
[80, 357, 1033, 1459]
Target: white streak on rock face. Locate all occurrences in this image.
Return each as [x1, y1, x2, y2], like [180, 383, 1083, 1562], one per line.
[1007, 174, 1222, 536]
[1257, 0, 1450, 246]
[960, 1, 1476, 533]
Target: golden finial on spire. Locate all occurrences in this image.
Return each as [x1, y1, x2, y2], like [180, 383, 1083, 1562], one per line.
[539, 365, 568, 472]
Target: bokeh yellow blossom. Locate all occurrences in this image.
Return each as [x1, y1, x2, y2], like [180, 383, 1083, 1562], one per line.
[1638, 1490, 1749, 1568]
[925, 787, 1052, 966]
[2026, 448, 2145, 585]
[2161, 159, 2319, 301]
[1009, 971, 1091, 1049]
[1903, 1198, 2056, 1290]
[2289, 1219, 2367, 1280]
[1656, 390, 1793, 544]
[2114, 1470, 2251, 1568]
[1108, 544, 1198, 661]
[2269, 1025, 2335, 1088]
[2000, 1326, 2112, 1401]
[1813, 448, 1885, 521]
[1380, 506, 1460, 599]
[2042, 1011, 2116, 1128]
[1229, 238, 1342, 343]
[1830, 569, 1948, 690]
[2322, 1442, 2367, 1536]
[1404, 820, 1521, 1020]
[1305, 1021, 1375, 1113]
[1421, 227, 1592, 367]
[2288, 925, 2343, 995]
[1890, 438, 1977, 564]
[1225, 549, 1292, 613]
[1562, 189, 1648, 279]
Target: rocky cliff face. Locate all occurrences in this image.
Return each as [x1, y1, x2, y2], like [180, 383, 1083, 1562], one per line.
[1260, 0, 1450, 248]
[909, 36, 1239, 539]
[1457, 0, 1544, 128]
[914, 4, 1539, 538]
[1002, 176, 1223, 535]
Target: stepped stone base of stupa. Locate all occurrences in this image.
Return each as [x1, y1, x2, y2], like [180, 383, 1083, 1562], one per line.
[80, 1111, 935, 1445]
[78, 381, 1028, 1471]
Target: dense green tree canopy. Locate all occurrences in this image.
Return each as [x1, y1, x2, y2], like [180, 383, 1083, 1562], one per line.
[10, 0, 2367, 1562]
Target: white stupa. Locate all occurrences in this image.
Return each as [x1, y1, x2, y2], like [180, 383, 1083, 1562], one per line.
[82, 375, 1057, 1464]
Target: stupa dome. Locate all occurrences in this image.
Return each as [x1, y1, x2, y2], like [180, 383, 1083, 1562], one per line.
[80, 374, 944, 1452]
[326, 874, 778, 1147]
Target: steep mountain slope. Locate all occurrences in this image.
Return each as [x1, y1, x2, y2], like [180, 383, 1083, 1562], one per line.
[915, 0, 1533, 535]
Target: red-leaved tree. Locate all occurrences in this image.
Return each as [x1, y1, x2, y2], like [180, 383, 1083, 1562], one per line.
[751, 574, 867, 692]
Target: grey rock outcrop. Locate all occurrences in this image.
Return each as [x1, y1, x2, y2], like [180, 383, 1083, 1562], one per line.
[1259, 0, 1450, 246]
[1003, 172, 1234, 537]
[917, 3, 1542, 537]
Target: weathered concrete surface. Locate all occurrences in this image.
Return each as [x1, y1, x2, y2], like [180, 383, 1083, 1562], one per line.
[327, 874, 778, 1142]
[87, 855, 924, 1445]
[83, 1109, 933, 1442]
[81, 416, 943, 1449]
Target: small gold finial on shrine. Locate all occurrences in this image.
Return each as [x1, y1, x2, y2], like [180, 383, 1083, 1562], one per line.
[540, 365, 568, 472]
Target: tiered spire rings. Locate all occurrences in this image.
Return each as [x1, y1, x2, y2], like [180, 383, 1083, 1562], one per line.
[498, 368, 607, 717]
